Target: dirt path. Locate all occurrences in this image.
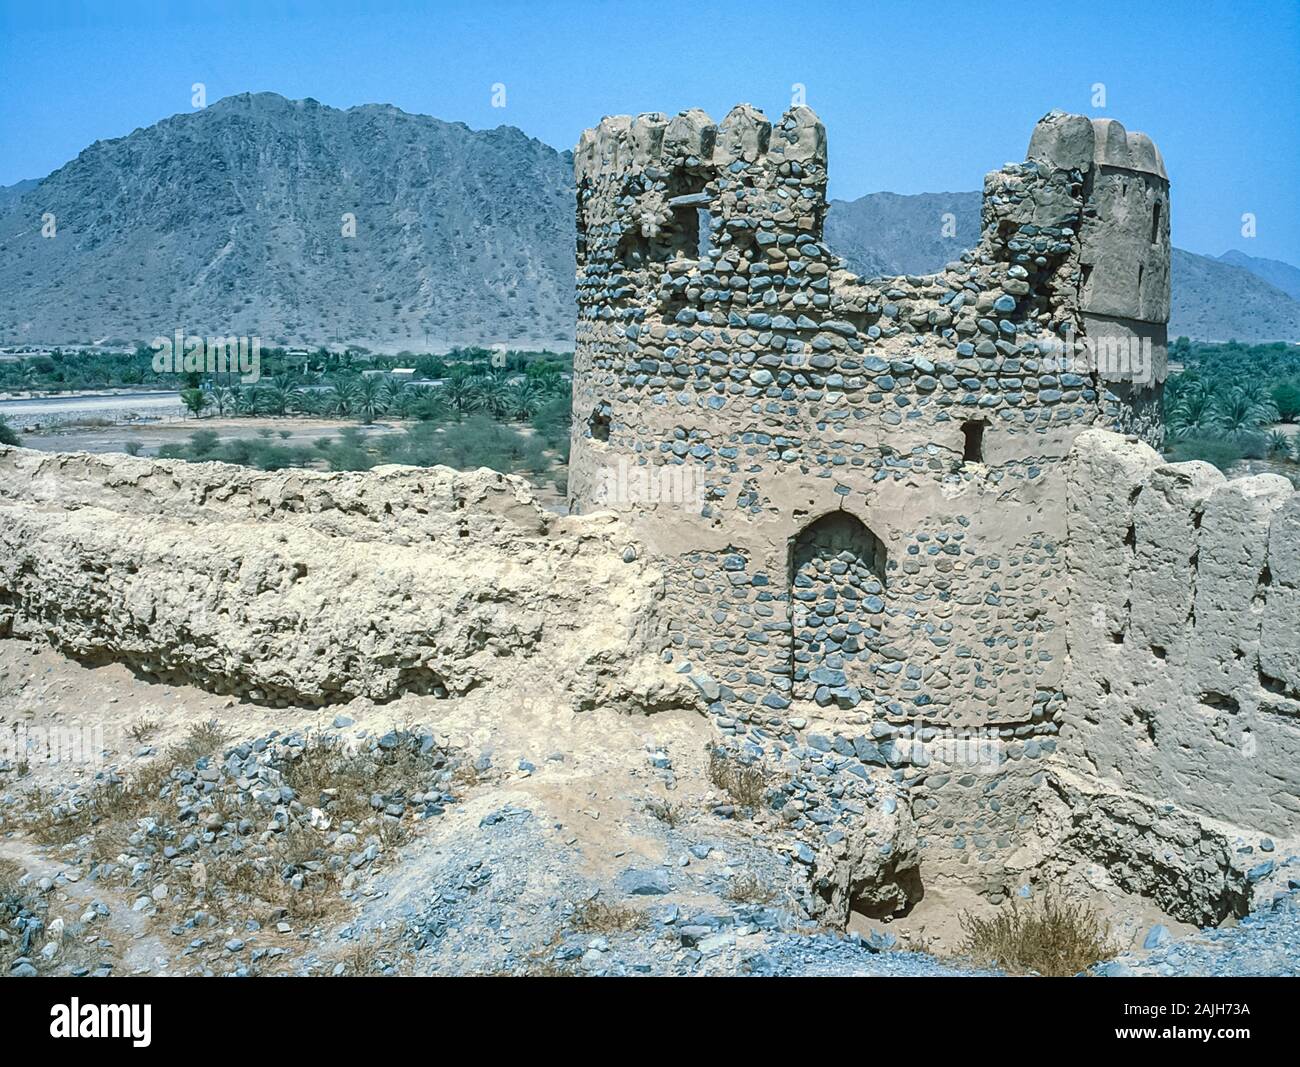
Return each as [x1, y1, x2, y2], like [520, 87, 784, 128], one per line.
[0, 836, 175, 976]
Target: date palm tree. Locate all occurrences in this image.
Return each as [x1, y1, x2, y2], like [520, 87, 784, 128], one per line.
[287, 386, 313, 416]
[355, 375, 387, 424]
[259, 383, 293, 416]
[441, 374, 478, 420]
[471, 371, 512, 418]
[1165, 380, 1215, 438]
[530, 366, 565, 397]
[211, 386, 237, 417]
[1213, 386, 1278, 439]
[380, 378, 404, 416]
[233, 386, 259, 417]
[409, 389, 448, 422]
[501, 378, 547, 421]
[323, 376, 359, 418]
[180, 387, 209, 418]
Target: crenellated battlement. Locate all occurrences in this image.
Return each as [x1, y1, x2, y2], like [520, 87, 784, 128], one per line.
[576, 105, 828, 292]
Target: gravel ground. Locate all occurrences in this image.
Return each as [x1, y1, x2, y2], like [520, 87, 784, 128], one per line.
[3, 640, 1295, 979]
[1099, 870, 1300, 977]
[349, 789, 997, 976]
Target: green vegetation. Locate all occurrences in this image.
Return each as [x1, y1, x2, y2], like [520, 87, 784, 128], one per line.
[154, 415, 560, 480]
[0, 344, 571, 394]
[157, 357, 571, 443]
[1163, 339, 1300, 477]
[0, 415, 19, 447]
[3, 343, 574, 484]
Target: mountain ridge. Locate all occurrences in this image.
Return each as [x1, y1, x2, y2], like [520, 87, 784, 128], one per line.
[1, 93, 1295, 350]
[1217, 248, 1300, 302]
[0, 92, 575, 351]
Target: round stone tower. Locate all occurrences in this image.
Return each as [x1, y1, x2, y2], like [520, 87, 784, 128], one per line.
[568, 104, 1170, 911]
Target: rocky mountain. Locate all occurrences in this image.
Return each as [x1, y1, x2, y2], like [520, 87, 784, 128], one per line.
[824, 191, 981, 279]
[1218, 249, 1300, 302]
[0, 178, 38, 213]
[1169, 249, 1300, 342]
[826, 193, 1300, 344]
[1, 95, 1296, 350]
[0, 93, 575, 352]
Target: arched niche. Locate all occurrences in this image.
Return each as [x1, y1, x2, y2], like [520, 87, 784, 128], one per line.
[789, 512, 887, 703]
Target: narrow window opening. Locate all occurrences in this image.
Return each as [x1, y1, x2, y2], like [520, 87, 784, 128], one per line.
[1150, 202, 1161, 244]
[668, 204, 700, 258]
[962, 420, 986, 463]
[661, 171, 710, 261]
[697, 208, 713, 259]
[588, 402, 611, 443]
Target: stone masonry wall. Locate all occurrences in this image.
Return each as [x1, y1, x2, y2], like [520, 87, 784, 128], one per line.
[567, 105, 1173, 909]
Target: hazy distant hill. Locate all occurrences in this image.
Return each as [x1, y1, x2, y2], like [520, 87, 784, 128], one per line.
[0, 93, 575, 352]
[825, 191, 981, 279]
[0, 178, 38, 213]
[1, 94, 1296, 350]
[1218, 249, 1300, 302]
[1170, 249, 1300, 342]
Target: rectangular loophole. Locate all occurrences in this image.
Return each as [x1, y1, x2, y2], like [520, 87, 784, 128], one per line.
[962, 420, 986, 463]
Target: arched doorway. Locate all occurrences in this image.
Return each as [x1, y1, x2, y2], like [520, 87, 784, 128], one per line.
[790, 512, 887, 705]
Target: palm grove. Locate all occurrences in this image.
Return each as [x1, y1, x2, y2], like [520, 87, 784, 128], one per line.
[1, 346, 574, 490]
[1164, 338, 1300, 478]
[2, 339, 1297, 490]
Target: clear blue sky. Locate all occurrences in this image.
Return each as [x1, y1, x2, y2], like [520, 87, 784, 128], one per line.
[1, 0, 1297, 262]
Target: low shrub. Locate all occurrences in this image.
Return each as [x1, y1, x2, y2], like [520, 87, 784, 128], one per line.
[958, 890, 1115, 976]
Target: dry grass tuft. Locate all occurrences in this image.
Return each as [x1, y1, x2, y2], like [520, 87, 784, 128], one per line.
[278, 732, 448, 824]
[0, 858, 25, 914]
[25, 765, 165, 847]
[567, 898, 646, 935]
[167, 719, 230, 766]
[20, 726, 456, 948]
[725, 872, 777, 905]
[958, 890, 1115, 976]
[126, 718, 161, 744]
[643, 797, 686, 827]
[332, 930, 403, 976]
[706, 745, 770, 811]
[447, 760, 486, 797]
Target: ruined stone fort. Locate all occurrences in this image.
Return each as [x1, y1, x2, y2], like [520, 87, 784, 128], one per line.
[1, 107, 1296, 926]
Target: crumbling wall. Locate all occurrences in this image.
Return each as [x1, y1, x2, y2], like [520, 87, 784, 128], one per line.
[568, 104, 1173, 910]
[1059, 428, 1300, 921]
[0, 446, 691, 714]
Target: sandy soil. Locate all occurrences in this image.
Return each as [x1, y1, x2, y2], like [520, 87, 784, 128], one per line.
[16, 416, 402, 456]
